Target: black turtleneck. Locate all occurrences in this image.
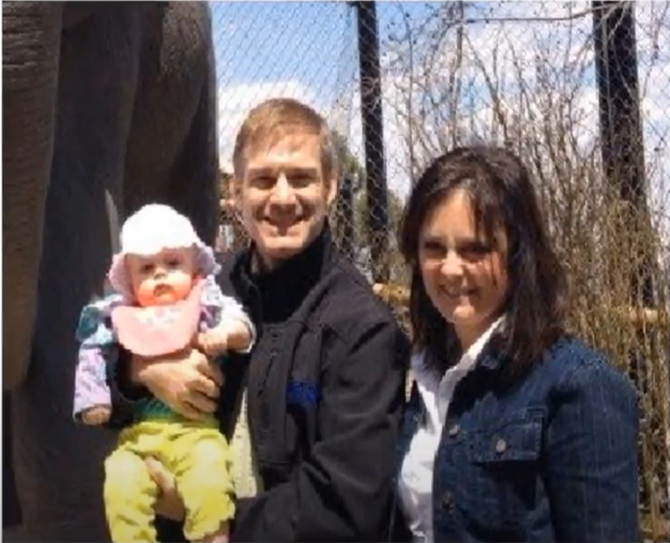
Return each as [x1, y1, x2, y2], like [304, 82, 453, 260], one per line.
[232, 226, 333, 325]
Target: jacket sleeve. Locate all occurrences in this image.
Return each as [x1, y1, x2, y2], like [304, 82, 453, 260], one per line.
[232, 317, 409, 542]
[200, 275, 256, 352]
[72, 295, 138, 430]
[545, 357, 640, 542]
[73, 345, 113, 422]
[103, 346, 150, 430]
[73, 302, 115, 422]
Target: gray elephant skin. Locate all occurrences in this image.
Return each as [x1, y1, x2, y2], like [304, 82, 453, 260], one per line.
[3, 2, 219, 540]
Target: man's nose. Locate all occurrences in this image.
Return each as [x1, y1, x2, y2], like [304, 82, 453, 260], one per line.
[269, 174, 297, 206]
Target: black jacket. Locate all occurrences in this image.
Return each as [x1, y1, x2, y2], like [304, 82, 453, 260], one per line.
[108, 227, 410, 542]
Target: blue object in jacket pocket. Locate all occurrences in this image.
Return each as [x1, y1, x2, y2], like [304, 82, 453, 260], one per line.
[286, 379, 320, 407]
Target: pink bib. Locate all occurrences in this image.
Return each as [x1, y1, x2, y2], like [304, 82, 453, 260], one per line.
[111, 280, 204, 357]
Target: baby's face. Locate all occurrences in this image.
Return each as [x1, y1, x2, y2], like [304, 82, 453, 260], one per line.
[126, 247, 198, 307]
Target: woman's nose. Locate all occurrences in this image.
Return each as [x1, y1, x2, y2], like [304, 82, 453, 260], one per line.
[440, 251, 464, 277]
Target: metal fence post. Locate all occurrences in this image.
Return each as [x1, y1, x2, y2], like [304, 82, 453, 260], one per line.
[353, 0, 390, 283]
[592, 0, 653, 304]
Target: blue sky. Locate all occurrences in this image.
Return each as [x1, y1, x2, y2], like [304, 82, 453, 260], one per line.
[210, 1, 439, 195]
[211, 2, 436, 96]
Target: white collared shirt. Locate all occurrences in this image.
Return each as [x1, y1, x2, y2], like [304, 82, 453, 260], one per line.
[397, 317, 504, 543]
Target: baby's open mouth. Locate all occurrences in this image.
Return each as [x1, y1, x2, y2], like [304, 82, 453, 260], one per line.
[153, 284, 171, 296]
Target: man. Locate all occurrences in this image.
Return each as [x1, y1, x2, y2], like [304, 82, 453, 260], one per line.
[108, 98, 409, 541]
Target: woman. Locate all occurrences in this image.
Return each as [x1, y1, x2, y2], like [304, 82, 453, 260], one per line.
[395, 145, 639, 542]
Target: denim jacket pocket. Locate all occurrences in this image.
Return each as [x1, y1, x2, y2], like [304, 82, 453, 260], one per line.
[461, 412, 545, 536]
[471, 417, 543, 464]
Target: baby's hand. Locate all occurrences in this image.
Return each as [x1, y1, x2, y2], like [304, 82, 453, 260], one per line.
[81, 406, 111, 425]
[197, 328, 230, 357]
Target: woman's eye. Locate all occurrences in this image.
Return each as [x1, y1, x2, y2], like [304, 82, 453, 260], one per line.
[459, 243, 491, 260]
[422, 241, 445, 257]
[166, 259, 181, 268]
[141, 264, 154, 274]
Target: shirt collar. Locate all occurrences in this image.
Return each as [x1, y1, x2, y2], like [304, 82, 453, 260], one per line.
[465, 315, 505, 367]
[412, 315, 506, 379]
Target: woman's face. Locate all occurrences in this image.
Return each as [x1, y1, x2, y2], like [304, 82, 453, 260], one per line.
[418, 188, 509, 350]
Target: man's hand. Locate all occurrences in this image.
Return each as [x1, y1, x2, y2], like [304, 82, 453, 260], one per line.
[131, 348, 223, 421]
[81, 406, 111, 425]
[145, 457, 185, 522]
[146, 457, 230, 542]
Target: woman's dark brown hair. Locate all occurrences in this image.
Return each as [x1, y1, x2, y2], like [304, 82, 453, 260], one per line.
[400, 145, 568, 375]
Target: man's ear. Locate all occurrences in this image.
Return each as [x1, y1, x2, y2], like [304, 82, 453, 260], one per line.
[230, 176, 243, 209]
[326, 176, 339, 207]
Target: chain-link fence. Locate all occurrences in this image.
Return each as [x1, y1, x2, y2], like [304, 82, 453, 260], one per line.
[210, 2, 669, 539]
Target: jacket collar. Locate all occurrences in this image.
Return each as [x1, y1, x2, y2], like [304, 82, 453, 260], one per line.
[233, 225, 336, 323]
[478, 348, 504, 371]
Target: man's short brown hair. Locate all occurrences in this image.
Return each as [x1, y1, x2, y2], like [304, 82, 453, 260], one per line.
[232, 98, 337, 181]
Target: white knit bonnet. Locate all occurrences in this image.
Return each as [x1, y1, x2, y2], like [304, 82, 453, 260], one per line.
[108, 204, 220, 301]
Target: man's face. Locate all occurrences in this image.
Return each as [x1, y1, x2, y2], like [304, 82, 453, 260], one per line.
[234, 133, 337, 270]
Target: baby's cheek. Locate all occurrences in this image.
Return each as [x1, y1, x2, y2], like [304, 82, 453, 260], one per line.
[135, 280, 156, 307]
[170, 272, 195, 299]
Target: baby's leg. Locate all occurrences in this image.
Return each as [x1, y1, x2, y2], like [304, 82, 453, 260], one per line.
[104, 447, 158, 542]
[171, 427, 235, 542]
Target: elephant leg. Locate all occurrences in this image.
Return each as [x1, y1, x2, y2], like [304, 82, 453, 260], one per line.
[2, 1, 63, 388]
[166, 46, 220, 246]
[163, 2, 219, 244]
[3, 392, 22, 529]
[123, 2, 219, 244]
[163, 54, 219, 245]
[61, 3, 97, 30]
[12, 7, 142, 541]
[3, 4, 62, 536]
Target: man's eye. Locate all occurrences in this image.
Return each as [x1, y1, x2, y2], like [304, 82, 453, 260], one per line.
[290, 174, 313, 187]
[166, 259, 181, 268]
[141, 264, 154, 274]
[252, 176, 275, 188]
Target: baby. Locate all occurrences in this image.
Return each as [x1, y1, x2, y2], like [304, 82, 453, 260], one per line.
[73, 203, 254, 543]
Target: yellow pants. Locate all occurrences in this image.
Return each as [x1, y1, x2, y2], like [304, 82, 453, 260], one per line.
[104, 418, 234, 542]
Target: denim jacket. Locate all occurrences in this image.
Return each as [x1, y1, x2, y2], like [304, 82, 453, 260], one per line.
[395, 336, 640, 542]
